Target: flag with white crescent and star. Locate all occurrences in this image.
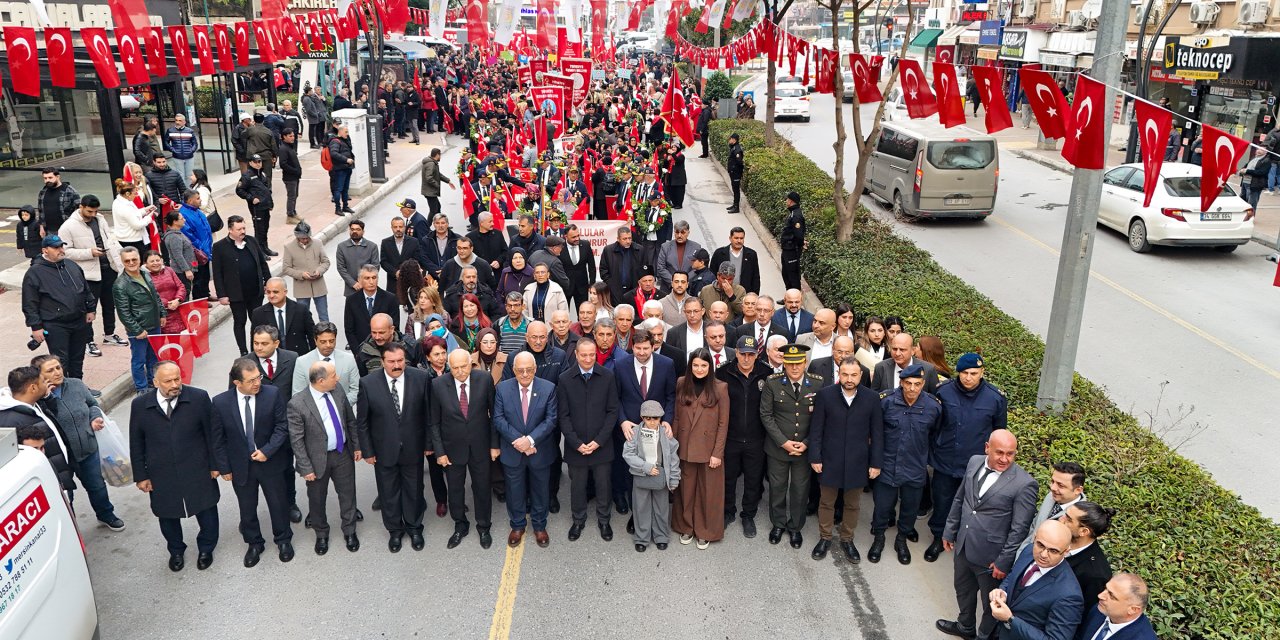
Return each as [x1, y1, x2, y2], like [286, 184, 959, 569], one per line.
[932, 61, 965, 128]
[659, 65, 696, 147]
[1017, 65, 1069, 140]
[4, 26, 40, 96]
[896, 58, 937, 119]
[970, 65, 1013, 133]
[168, 26, 195, 77]
[1134, 99, 1173, 207]
[45, 27, 76, 88]
[179, 299, 211, 357]
[1199, 125, 1250, 214]
[81, 27, 121, 88]
[1060, 74, 1107, 170]
[148, 334, 195, 383]
[846, 53, 882, 103]
[116, 30, 151, 86]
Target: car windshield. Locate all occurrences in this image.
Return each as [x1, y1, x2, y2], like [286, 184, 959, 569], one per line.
[1165, 176, 1238, 198]
[778, 88, 806, 98]
[927, 141, 996, 169]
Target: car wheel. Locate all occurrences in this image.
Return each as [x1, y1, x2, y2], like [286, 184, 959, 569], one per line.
[893, 192, 915, 221]
[1214, 244, 1238, 253]
[1127, 218, 1152, 253]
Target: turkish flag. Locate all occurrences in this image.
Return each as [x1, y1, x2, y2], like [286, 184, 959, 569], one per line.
[660, 65, 695, 146]
[970, 65, 1013, 134]
[148, 334, 195, 383]
[178, 299, 211, 357]
[234, 21, 252, 68]
[274, 19, 298, 58]
[537, 0, 558, 51]
[45, 27, 76, 88]
[144, 27, 168, 77]
[253, 20, 277, 63]
[385, 0, 410, 33]
[4, 27, 40, 97]
[1199, 125, 1251, 213]
[591, 0, 607, 56]
[108, 0, 150, 40]
[116, 31, 150, 86]
[168, 26, 195, 76]
[193, 25, 215, 75]
[462, 174, 479, 214]
[935, 44, 956, 64]
[665, 0, 683, 39]
[1134, 99, 1173, 207]
[82, 28, 122, 88]
[1018, 66, 1070, 140]
[896, 59, 937, 119]
[214, 24, 235, 72]
[932, 62, 965, 128]
[1060, 74, 1108, 170]
[815, 47, 838, 94]
[628, 0, 643, 30]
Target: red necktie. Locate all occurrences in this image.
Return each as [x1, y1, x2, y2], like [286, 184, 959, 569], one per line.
[521, 386, 530, 422]
[715, 353, 722, 368]
[265, 358, 274, 379]
[459, 381, 469, 419]
[1019, 564, 1041, 588]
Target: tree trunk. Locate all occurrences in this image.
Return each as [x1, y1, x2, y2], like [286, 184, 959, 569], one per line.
[830, 4, 851, 239]
[764, 52, 778, 146]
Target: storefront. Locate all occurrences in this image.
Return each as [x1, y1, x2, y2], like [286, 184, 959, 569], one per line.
[1158, 35, 1279, 154]
[1038, 31, 1095, 71]
[975, 19, 1002, 66]
[955, 23, 982, 66]
[997, 27, 1048, 111]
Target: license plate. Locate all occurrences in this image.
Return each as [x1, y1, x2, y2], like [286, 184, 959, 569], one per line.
[1201, 212, 1231, 221]
[945, 197, 971, 205]
[783, 109, 796, 114]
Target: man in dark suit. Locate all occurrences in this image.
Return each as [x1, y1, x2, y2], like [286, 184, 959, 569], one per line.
[612, 333, 676, 519]
[598, 226, 646, 304]
[397, 199, 433, 243]
[1062, 501, 1115, 620]
[287, 360, 362, 556]
[211, 215, 269, 355]
[871, 333, 940, 394]
[663, 296, 705, 356]
[735, 295, 787, 345]
[494, 352, 559, 548]
[247, 325, 302, 524]
[558, 338, 620, 542]
[356, 343, 431, 552]
[430, 349, 499, 550]
[560, 224, 596, 312]
[937, 430, 1039, 640]
[989, 520, 1083, 640]
[380, 216, 421, 297]
[250, 277, 316, 356]
[211, 358, 294, 568]
[709, 227, 762, 295]
[419, 211, 460, 280]
[807, 336, 870, 388]
[772, 289, 814, 341]
[344, 264, 400, 349]
[1077, 574, 1157, 640]
[807, 359, 884, 562]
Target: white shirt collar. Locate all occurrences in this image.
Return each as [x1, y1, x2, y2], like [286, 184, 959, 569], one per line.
[155, 390, 172, 409]
[1095, 617, 1140, 638]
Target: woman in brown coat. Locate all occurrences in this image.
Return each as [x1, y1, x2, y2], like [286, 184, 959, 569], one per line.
[671, 348, 730, 548]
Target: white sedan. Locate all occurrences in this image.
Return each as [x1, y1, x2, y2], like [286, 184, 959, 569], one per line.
[1098, 162, 1254, 253]
[775, 85, 810, 122]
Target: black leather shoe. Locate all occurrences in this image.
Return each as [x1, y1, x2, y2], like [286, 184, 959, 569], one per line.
[614, 496, 630, 515]
[289, 505, 303, 523]
[168, 552, 185, 572]
[568, 522, 584, 541]
[371, 497, 381, 510]
[244, 545, 263, 568]
[935, 619, 976, 639]
[478, 528, 492, 549]
[895, 536, 912, 565]
[355, 509, 364, 522]
[494, 489, 506, 503]
[410, 533, 426, 551]
[278, 542, 295, 563]
[626, 516, 634, 535]
[263, 247, 279, 258]
[924, 537, 945, 563]
[599, 522, 613, 542]
[789, 530, 804, 549]
[345, 534, 360, 552]
[341, 206, 355, 214]
[315, 538, 329, 555]
[388, 533, 403, 553]
[741, 517, 757, 538]
[549, 497, 561, 513]
[810, 538, 831, 560]
[724, 512, 736, 528]
[726, 207, 740, 213]
[905, 530, 919, 543]
[768, 527, 785, 545]
[635, 543, 646, 552]
[841, 540, 860, 563]
[447, 528, 468, 549]
[196, 551, 214, 570]
[868, 535, 885, 563]
[655, 542, 668, 550]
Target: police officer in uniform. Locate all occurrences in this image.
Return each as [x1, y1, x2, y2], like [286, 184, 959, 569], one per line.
[924, 352, 1008, 563]
[779, 192, 806, 291]
[726, 133, 745, 213]
[716, 335, 773, 538]
[872, 363, 942, 565]
[759, 344, 822, 549]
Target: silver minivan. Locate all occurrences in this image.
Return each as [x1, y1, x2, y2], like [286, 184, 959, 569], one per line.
[866, 124, 999, 219]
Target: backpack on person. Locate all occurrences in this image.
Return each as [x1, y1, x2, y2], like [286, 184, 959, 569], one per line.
[601, 169, 618, 196]
[320, 144, 333, 170]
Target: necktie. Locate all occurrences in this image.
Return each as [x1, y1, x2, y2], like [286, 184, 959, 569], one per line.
[1091, 624, 1112, 640]
[639, 365, 648, 397]
[793, 382, 801, 396]
[243, 395, 255, 450]
[165, 398, 174, 417]
[714, 353, 722, 368]
[323, 392, 345, 453]
[277, 308, 286, 337]
[1019, 564, 1041, 588]
[390, 378, 400, 417]
[976, 467, 996, 497]
[265, 357, 275, 379]
[366, 296, 375, 315]
[520, 386, 530, 422]
[459, 381, 469, 419]
[1049, 503, 1064, 519]
[758, 325, 765, 342]
[323, 356, 331, 362]
[790, 313, 797, 337]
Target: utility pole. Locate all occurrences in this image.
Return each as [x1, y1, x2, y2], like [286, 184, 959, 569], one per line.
[1035, 0, 1131, 414]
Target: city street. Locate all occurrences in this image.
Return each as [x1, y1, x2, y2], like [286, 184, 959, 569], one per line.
[87, 143, 960, 639]
[745, 80, 1280, 519]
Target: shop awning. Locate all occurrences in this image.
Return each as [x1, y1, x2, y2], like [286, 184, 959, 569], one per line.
[937, 23, 970, 47]
[959, 23, 982, 45]
[908, 28, 944, 53]
[977, 46, 1000, 60]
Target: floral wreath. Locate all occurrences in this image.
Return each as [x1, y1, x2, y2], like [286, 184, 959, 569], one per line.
[456, 154, 478, 181]
[632, 198, 671, 236]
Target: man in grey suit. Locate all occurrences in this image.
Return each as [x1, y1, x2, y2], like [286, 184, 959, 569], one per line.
[794, 308, 837, 362]
[871, 333, 939, 394]
[287, 361, 362, 556]
[430, 349, 499, 550]
[936, 429, 1038, 640]
[1019, 461, 1086, 555]
[293, 322, 361, 405]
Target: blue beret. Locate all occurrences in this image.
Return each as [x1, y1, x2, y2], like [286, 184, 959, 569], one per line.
[956, 352, 984, 372]
[899, 363, 925, 379]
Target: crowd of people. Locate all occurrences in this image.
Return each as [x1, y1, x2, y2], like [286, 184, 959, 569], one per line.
[11, 45, 1156, 640]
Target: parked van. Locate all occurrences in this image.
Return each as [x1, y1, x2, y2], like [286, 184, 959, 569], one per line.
[866, 124, 999, 220]
[0, 428, 99, 639]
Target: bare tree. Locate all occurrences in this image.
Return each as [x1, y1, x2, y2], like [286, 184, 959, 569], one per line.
[761, 0, 797, 146]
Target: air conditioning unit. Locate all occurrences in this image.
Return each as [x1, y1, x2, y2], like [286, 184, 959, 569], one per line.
[1018, 0, 1038, 18]
[1067, 9, 1089, 27]
[1238, 0, 1270, 23]
[1134, 5, 1161, 24]
[1189, 1, 1220, 23]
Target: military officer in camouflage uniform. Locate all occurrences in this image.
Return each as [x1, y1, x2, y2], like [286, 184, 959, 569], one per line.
[759, 344, 823, 549]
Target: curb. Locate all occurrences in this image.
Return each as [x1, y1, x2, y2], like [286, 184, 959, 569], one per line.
[97, 140, 451, 414]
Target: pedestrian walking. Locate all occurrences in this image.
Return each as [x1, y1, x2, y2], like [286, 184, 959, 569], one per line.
[59, 195, 125, 354]
[420, 148, 455, 217]
[36, 168, 80, 237]
[164, 114, 199, 181]
[278, 130, 303, 225]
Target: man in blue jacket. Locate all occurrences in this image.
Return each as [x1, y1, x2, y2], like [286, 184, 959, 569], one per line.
[164, 114, 199, 182]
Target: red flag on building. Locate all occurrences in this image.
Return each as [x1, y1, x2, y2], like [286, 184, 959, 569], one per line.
[116, 31, 150, 86]
[628, 0, 644, 30]
[193, 25, 215, 75]
[659, 66, 695, 146]
[45, 27, 76, 88]
[82, 28, 122, 88]
[970, 65, 1013, 133]
[253, 20, 277, 63]
[1134, 99, 1173, 207]
[108, 0, 150, 40]
[1018, 66, 1070, 140]
[168, 26, 195, 77]
[4, 27, 40, 97]
[178, 299, 211, 357]
[234, 21, 252, 68]
[1060, 74, 1107, 170]
[214, 24, 235, 72]
[932, 61, 965, 128]
[896, 58, 937, 119]
[1199, 125, 1251, 213]
[149, 334, 196, 383]
[591, 0, 607, 55]
[144, 27, 168, 77]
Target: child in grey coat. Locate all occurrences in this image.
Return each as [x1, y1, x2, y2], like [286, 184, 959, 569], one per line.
[622, 400, 681, 552]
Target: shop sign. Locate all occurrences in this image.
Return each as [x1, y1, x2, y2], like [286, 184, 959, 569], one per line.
[1163, 36, 1237, 81]
[1000, 30, 1027, 59]
[962, 10, 988, 20]
[979, 20, 1002, 46]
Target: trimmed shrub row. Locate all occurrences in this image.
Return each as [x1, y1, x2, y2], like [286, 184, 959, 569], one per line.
[707, 118, 1280, 639]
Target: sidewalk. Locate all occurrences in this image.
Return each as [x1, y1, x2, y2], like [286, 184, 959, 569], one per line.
[0, 130, 448, 408]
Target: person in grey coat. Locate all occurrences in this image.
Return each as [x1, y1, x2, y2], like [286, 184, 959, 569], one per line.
[654, 221, 703, 290]
[622, 400, 681, 552]
[419, 148, 455, 217]
[162, 211, 197, 289]
[335, 220, 379, 292]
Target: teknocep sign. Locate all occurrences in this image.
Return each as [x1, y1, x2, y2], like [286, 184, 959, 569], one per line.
[979, 20, 1003, 46]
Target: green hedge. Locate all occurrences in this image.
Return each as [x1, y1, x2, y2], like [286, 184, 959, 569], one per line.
[707, 118, 1280, 639]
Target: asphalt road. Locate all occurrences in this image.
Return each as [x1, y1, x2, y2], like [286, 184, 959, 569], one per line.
[87, 143, 963, 639]
[749, 80, 1280, 520]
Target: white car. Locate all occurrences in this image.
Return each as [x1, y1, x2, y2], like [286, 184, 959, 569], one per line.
[1098, 162, 1254, 253]
[774, 85, 810, 122]
[880, 86, 909, 121]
